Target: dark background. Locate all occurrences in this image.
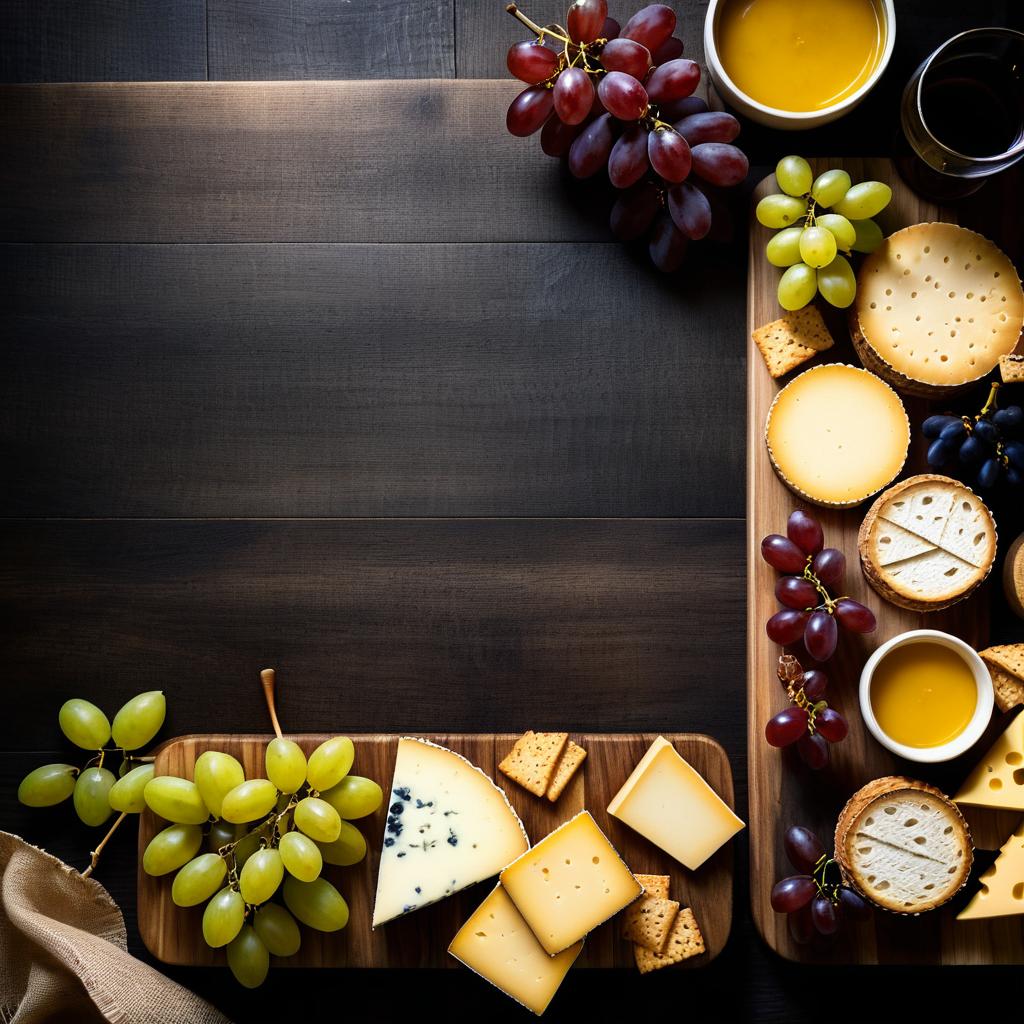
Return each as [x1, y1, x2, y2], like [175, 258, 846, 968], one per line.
[2, 1, 1024, 1021]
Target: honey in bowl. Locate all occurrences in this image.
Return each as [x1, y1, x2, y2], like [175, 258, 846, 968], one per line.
[716, 0, 886, 113]
[870, 641, 977, 749]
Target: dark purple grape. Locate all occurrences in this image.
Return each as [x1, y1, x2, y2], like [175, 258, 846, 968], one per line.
[598, 71, 649, 120]
[770, 874, 816, 913]
[838, 887, 871, 922]
[609, 181, 660, 240]
[650, 35, 684, 65]
[811, 547, 845, 589]
[761, 534, 807, 573]
[568, 113, 615, 178]
[1005, 439, 1024, 471]
[553, 67, 595, 125]
[659, 95, 708, 120]
[922, 413, 959, 439]
[766, 609, 811, 646]
[600, 37, 651, 79]
[797, 732, 829, 769]
[645, 58, 700, 103]
[811, 894, 840, 935]
[567, 0, 608, 44]
[1008, 467, 1023, 487]
[647, 214, 687, 272]
[804, 610, 838, 661]
[647, 126, 691, 183]
[814, 706, 848, 743]
[978, 457, 1002, 488]
[621, 3, 676, 52]
[674, 110, 741, 145]
[690, 142, 749, 186]
[784, 826, 825, 873]
[958, 434, 987, 464]
[801, 669, 827, 700]
[994, 405, 1024, 430]
[667, 181, 711, 239]
[775, 576, 819, 610]
[940, 419, 969, 442]
[540, 115, 583, 157]
[834, 598, 876, 634]
[608, 124, 650, 188]
[601, 15, 620, 39]
[787, 510, 823, 556]
[788, 903, 815, 944]
[507, 41, 560, 84]
[927, 438, 953, 467]
[974, 418, 1000, 443]
[506, 86, 555, 137]
[765, 706, 810, 748]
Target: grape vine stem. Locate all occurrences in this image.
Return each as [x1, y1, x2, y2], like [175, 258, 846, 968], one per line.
[260, 668, 283, 740]
[505, 3, 571, 46]
[81, 811, 128, 879]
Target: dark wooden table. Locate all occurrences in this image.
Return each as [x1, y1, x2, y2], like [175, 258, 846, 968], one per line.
[2, 2, 1022, 1021]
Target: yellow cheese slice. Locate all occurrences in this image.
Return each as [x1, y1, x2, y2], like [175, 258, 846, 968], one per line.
[765, 364, 909, 508]
[500, 811, 642, 955]
[957, 817, 1024, 921]
[449, 884, 582, 1015]
[954, 713, 1024, 811]
[607, 736, 744, 870]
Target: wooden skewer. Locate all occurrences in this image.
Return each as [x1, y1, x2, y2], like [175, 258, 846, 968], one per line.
[260, 668, 283, 739]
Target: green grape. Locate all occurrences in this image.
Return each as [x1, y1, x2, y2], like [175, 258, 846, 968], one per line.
[317, 820, 367, 867]
[110, 691, 166, 751]
[306, 736, 354, 793]
[810, 169, 851, 208]
[851, 218, 884, 253]
[293, 797, 342, 843]
[144, 776, 209, 825]
[798, 225, 838, 269]
[265, 738, 306, 795]
[226, 925, 270, 989]
[73, 767, 116, 826]
[817, 254, 857, 308]
[777, 263, 818, 311]
[202, 887, 246, 947]
[108, 763, 155, 813]
[221, 779, 278, 824]
[18, 763, 77, 807]
[253, 903, 301, 957]
[283, 876, 350, 932]
[58, 699, 111, 750]
[143, 823, 203, 876]
[239, 848, 284, 905]
[816, 213, 856, 252]
[775, 155, 812, 197]
[194, 751, 245, 819]
[755, 193, 807, 229]
[279, 830, 323, 882]
[765, 227, 804, 268]
[208, 819, 240, 852]
[232, 829, 262, 869]
[832, 180, 892, 220]
[172, 852, 227, 907]
[320, 775, 383, 820]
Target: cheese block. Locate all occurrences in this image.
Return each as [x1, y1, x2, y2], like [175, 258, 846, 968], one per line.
[954, 713, 1024, 811]
[858, 474, 997, 612]
[449, 884, 582, 1016]
[372, 737, 529, 927]
[607, 736, 744, 870]
[851, 223, 1024, 397]
[957, 818, 1024, 921]
[500, 811, 642, 954]
[1005, 533, 1024, 620]
[765, 364, 909, 508]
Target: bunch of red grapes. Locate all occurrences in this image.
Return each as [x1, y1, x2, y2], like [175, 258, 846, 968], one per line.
[761, 510, 876, 663]
[771, 826, 871, 942]
[765, 655, 848, 769]
[504, 0, 749, 271]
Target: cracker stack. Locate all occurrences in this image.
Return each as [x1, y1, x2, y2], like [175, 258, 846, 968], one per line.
[498, 732, 588, 801]
[980, 645, 1024, 713]
[621, 873, 705, 973]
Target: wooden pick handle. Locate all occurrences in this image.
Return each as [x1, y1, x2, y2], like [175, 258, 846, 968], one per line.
[260, 668, 283, 739]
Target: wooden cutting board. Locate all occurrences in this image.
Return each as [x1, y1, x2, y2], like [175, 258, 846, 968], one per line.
[747, 157, 1024, 964]
[138, 732, 735, 968]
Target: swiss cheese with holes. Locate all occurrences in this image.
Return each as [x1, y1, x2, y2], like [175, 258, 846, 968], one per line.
[858, 474, 997, 612]
[851, 223, 1024, 396]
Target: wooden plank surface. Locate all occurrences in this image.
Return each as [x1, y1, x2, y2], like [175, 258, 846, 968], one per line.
[747, 158, 1024, 964]
[137, 732, 735, 968]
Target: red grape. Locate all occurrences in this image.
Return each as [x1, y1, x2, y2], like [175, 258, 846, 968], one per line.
[647, 214, 687, 272]
[601, 15, 620, 39]
[834, 598, 877, 634]
[690, 142, 749, 186]
[761, 534, 807, 573]
[811, 547, 845, 589]
[801, 669, 828, 700]
[506, 86, 554, 137]
[766, 609, 810, 645]
[553, 67, 594, 125]
[647, 126, 691, 182]
[660, 94, 708, 121]
[646, 58, 700, 103]
[598, 71, 649, 120]
[804, 610, 838, 661]
[567, 0, 608, 44]
[540, 114, 583, 157]
[814, 706, 848, 743]
[674, 111, 740, 145]
[608, 124, 650, 188]
[765, 706, 810, 748]
[774, 575, 818, 611]
[609, 181, 659, 240]
[621, 4, 676, 53]
[838, 887, 871, 921]
[811, 894, 839, 935]
[599, 37, 651, 79]
[787, 510, 824, 555]
[507, 41, 560, 84]
[784, 826, 825, 873]
[666, 181, 711, 240]
[651, 35, 684, 65]
[788, 903, 815, 944]
[568, 112, 615, 178]
[770, 875, 816, 914]
[797, 732, 829, 769]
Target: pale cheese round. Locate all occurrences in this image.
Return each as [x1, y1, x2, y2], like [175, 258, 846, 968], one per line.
[765, 364, 909, 508]
[854, 223, 1024, 393]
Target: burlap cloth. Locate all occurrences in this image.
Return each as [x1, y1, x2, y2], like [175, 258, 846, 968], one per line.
[0, 831, 230, 1024]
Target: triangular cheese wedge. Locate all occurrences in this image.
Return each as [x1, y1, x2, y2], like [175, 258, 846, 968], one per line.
[372, 738, 529, 926]
[936, 489, 998, 568]
[954, 714, 1024, 811]
[957, 818, 1024, 920]
[879, 486, 956, 546]
[871, 519, 938, 567]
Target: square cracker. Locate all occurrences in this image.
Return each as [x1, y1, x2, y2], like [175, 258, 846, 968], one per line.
[621, 895, 680, 952]
[545, 740, 588, 801]
[1000, 354, 1024, 384]
[633, 874, 670, 900]
[498, 731, 568, 797]
[634, 908, 705, 974]
[752, 306, 834, 379]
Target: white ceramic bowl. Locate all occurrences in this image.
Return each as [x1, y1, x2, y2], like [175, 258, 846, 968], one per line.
[702, 0, 896, 129]
[859, 629, 993, 764]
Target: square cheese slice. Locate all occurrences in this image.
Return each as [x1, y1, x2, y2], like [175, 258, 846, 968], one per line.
[500, 811, 642, 955]
[607, 736, 744, 870]
[449, 885, 582, 1015]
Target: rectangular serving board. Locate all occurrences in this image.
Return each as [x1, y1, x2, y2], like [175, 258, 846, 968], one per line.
[138, 732, 734, 968]
[747, 157, 1024, 964]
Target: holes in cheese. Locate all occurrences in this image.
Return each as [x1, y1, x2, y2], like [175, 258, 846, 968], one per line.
[955, 714, 1024, 812]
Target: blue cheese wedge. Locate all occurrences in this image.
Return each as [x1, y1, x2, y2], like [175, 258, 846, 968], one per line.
[372, 737, 530, 927]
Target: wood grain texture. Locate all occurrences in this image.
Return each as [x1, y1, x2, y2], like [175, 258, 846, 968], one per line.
[137, 732, 735, 968]
[747, 158, 1024, 965]
[0, 242, 744, 518]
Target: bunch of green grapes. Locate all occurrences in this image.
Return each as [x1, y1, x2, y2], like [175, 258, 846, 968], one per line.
[18, 692, 167, 827]
[756, 155, 892, 312]
[142, 735, 383, 988]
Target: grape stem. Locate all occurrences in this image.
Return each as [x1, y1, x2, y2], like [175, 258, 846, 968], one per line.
[812, 853, 843, 905]
[81, 811, 128, 879]
[505, 4, 571, 46]
[978, 381, 1001, 419]
[260, 668, 284, 740]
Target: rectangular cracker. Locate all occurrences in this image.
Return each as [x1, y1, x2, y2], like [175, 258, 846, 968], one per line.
[633, 874, 670, 900]
[498, 731, 568, 797]
[545, 740, 587, 802]
[621, 895, 680, 952]
[634, 908, 705, 974]
[751, 306, 834, 379]
[1000, 353, 1024, 383]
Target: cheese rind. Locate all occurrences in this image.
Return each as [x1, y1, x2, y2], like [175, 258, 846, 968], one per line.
[607, 736, 743, 870]
[372, 737, 529, 927]
[449, 885, 582, 1016]
[957, 819, 1024, 921]
[500, 811, 642, 955]
[954, 714, 1024, 811]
